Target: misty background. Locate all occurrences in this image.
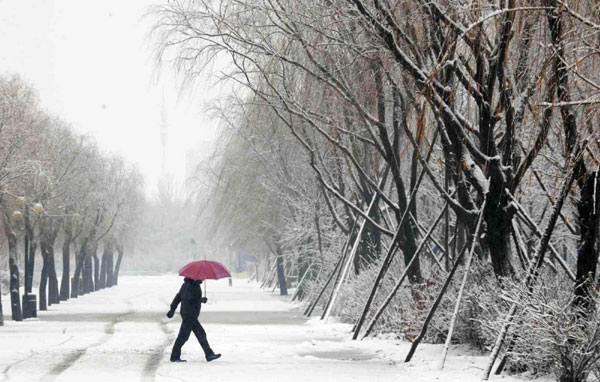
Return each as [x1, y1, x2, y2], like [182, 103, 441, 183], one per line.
[0, 0, 232, 274]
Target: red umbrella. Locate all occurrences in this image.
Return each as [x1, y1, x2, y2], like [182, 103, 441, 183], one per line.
[178, 260, 231, 280]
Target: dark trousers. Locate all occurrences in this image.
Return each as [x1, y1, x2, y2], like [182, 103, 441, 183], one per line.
[171, 317, 214, 360]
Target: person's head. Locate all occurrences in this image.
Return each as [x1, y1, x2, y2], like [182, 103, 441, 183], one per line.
[195, 279, 203, 285]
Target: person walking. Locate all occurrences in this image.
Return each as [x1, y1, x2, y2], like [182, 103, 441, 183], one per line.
[166, 277, 221, 363]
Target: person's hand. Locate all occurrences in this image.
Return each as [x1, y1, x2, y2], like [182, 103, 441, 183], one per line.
[201, 297, 208, 304]
[166, 310, 174, 318]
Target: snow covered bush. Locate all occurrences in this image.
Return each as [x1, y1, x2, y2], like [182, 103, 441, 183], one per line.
[492, 275, 600, 382]
[334, 254, 503, 346]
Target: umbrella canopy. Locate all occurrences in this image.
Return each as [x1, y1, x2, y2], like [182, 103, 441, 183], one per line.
[178, 260, 231, 280]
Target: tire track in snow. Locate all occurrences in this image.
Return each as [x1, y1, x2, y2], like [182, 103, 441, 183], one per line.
[35, 292, 151, 382]
[1, 352, 32, 382]
[141, 318, 174, 382]
[141, 297, 175, 382]
[35, 309, 133, 382]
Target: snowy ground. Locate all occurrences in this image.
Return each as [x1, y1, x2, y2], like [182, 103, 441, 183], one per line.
[0, 275, 547, 382]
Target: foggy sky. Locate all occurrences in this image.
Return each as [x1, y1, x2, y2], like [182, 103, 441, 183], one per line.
[0, 0, 222, 196]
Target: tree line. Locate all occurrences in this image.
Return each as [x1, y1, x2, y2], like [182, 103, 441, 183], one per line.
[152, 1, 600, 381]
[0, 75, 143, 325]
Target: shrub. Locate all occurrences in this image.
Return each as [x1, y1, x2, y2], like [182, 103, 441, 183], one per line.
[494, 276, 600, 382]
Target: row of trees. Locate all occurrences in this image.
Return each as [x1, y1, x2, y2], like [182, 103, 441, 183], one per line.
[0, 75, 143, 324]
[152, 1, 600, 381]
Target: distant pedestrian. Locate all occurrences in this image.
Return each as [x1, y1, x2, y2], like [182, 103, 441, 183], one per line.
[166, 277, 221, 363]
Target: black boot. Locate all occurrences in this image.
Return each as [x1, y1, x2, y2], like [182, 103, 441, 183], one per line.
[170, 357, 187, 363]
[206, 353, 221, 362]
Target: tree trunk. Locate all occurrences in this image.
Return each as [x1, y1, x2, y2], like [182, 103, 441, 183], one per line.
[483, 191, 516, 279]
[98, 253, 107, 290]
[399, 222, 422, 284]
[59, 238, 71, 301]
[24, 212, 33, 295]
[26, 241, 36, 295]
[71, 244, 86, 298]
[574, 171, 600, 306]
[39, 243, 49, 311]
[276, 243, 287, 296]
[98, 240, 113, 289]
[48, 245, 59, 305]
[92, 252, 100, 291]
[545, 0, 598, 307]
[82, 242, 96, 294]
[24, 208, 38, 297]
[106, 251, 114, 287]
[113, 244, 124, 286]
[83, 253, 94, 294]
[354, 191, 382, 274]
[7, 230, 22, 321]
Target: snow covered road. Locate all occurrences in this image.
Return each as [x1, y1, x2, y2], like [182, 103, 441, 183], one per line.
[0, 276, 400, 382]
[0, 276, 542, 382]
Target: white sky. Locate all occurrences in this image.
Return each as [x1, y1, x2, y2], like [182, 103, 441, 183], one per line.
[0, 0, 224, 197]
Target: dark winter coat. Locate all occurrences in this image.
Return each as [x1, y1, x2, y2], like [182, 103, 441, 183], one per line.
[170, 278, 205, 318]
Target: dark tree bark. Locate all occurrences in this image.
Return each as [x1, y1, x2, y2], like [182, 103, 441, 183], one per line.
[83, 251, 94, 294]
[99, 239, 115, 289]
[98, 253, 107, 290]
[106, 250, 115, 287]
[547, 1, 600, 307]
[71, 242, 87, 298]
[483, 192, 516, 278]
[48, 244, 59, 305]
[26, 241, 36, 295]
[354, 191, 382, 274]
[24, 210, 34, 295]
[39, 242, 49, 311]
[59, 237, 71, 301]
[574, 172, 600, 305]
[7, 230, 22, 321]
[60, 216, 73, 301]
[39, 221, 60, 307]
[113, 243, 124, 286]
[276, 243, 288, 296]
[71, 258, 80, 298]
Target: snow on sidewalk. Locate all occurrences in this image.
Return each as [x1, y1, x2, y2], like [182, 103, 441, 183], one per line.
[0, 275, 546, 382]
